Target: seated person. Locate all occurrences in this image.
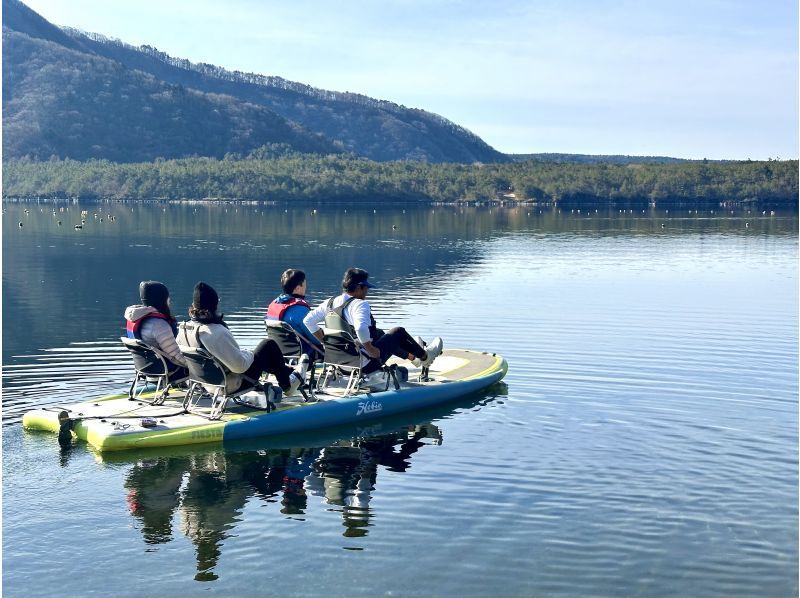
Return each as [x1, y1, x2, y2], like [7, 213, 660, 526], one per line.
[303, 268, 442, 376]
[265, 268, 323, 359]
[178, 282, 307, 396]
[124, 280, 188, 378]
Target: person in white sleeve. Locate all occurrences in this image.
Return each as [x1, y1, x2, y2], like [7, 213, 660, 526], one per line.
[303, 268, 442, 375]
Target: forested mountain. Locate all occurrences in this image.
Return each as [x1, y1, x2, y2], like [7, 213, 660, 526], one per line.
[3, 31, 338, 162]
[2, 0, 506, 163]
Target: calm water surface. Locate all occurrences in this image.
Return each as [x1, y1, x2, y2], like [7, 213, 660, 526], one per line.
[3, 201, 797, 596]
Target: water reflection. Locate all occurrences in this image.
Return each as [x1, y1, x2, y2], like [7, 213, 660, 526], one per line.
[122, 423, 444, 581]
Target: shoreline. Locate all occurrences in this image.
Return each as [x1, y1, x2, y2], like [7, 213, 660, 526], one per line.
[2, 196, 796, 210]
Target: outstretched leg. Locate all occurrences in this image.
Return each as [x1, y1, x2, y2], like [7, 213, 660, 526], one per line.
[246, 339, 295, 390]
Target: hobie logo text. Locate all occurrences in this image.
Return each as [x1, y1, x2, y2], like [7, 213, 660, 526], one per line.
[356, 400, 383, 416]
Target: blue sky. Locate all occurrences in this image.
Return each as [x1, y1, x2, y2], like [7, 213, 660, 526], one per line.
[21, 0, 799, 159]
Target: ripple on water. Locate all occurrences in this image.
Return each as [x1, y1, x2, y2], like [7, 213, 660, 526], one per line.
[2, 208, 797, 596]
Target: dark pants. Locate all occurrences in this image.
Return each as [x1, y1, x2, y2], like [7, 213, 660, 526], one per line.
[242, 339, 295, 391]
[167, 364, 189, 381]
[362, 327, 426, 375]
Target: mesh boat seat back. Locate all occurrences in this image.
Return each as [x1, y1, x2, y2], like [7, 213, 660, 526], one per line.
[120, 337, 187, 405]
[181, 347, 227, 387]
[319, 328, 400, 395]
[322, 296, 362, 369]
[121, 337, 169, 377]
[265, 320, 303, 360]
[180, 346, 254, 419]
[265, 320, 318, 402]
[265, 320, 324, 363]
[322, 329, 362, 369]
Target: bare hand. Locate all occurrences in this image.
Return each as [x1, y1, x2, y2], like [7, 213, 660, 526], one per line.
[363, 342, 380, 359]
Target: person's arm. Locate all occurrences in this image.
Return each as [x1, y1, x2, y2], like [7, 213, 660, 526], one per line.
[287, 305, 323, 348]
[350, 300, 380, 358]
[361, 340, 380, 359]
[141, 319, 187, 367]
[303, 301, 327, 336]
[201, 325, 254, 373]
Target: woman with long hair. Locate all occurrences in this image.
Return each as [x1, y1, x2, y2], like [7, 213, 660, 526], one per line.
[178, 282, 307, 397]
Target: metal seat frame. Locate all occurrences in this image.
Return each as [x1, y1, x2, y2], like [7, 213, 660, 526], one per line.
[318, 328, 401, 396]
[120, 337, 189, 405]
[265, 319, 321, 401]
[180, 346, 275, 420]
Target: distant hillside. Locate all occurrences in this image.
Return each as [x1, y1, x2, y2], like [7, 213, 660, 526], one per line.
[2, 0, 507, 163]
[509, 153, 706, 164]
[3, 31, 338, 161]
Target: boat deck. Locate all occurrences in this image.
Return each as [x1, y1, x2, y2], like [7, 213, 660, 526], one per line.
[22, 349, 507, 451]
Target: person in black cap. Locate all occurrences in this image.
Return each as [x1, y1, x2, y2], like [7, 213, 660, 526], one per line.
[124, 281, 188, 374]
[303, 267, 442, 375]
[177, 282, 307, 397]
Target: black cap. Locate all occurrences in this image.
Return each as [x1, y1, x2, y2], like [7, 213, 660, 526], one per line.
[193, 282, 219, 311]
[139, 281, 169, 308]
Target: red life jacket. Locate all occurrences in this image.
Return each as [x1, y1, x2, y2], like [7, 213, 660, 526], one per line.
[126, 311, 172, 339]
[266, 297, 310, 321]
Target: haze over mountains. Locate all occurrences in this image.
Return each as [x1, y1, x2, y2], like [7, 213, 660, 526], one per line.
[2, 0, 507, 164]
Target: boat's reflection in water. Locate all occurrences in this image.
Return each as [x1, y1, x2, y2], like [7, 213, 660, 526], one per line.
[112, 388, 502, 581]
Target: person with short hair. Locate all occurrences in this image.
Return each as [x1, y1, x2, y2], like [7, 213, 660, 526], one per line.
[178, 282, 307, 396]
[124, 280, 188, 376]
[303, 268, 442, 375]
[265, 269, 323, 358]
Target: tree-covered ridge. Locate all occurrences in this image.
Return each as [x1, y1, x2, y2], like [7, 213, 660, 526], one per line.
[2, 30, 339, 162]
[2, 0, 506, 164]
[63, 27, 486, 144]
[4, 154, 796, 206]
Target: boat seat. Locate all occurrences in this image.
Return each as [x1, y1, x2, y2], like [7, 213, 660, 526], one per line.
[180, 346, 276, 420]
[120, 337, 189, 405]
[318, 328, 401, 396]
[265, 320, 322, 400]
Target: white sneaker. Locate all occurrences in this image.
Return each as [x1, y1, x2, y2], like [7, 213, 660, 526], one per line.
[295, 354, 310, 380]
[411, 336, 426, 367]
[421, 337, 443, 367]
[286, 373, 301, 396]
[285, 355, 309, 396]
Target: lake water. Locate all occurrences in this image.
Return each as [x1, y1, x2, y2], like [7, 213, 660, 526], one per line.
[2, 201, 798, 597]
